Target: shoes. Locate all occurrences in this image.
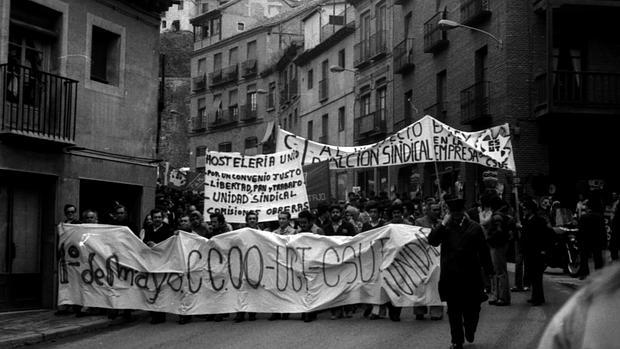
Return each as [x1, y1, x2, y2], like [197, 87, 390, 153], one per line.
[465, 330, 475, 343]
[363, 307, 372, 318]
[178, 316, 192, 325]
[268, 314, 281, 321]
[494, 300, 510, 306]
[344, 311, 353, 318]
[248, 313, 256, 321]
[233, 314, 245, 323]
[369, 314, 381, 320]
[282, 313, 290, 320]
[415, 314, 425, 320]
[530, 301, 545, 306]
[528, 299, 545, 306]
[431, 316, 443, 321]
[450, 344, 464, 349]
[213, 314, 224, 322]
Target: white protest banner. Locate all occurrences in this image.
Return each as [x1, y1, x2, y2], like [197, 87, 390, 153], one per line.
[58, 224, 442, 314]
[204, 150, 310, 223]
[277, 114, 516, 172]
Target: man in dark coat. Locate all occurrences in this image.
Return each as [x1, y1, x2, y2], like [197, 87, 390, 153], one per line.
[143, 208, 174, 324]
[428, 196, 493, 349]
[521, 199, 553, 306]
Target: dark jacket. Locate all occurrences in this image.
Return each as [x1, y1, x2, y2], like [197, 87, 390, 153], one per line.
[578, 212, 607, 249]
[362, 219, 385, 232]
[522, 213, 553, 257]
[143, 223, 174, 245]
[323, 220, 357, 236]
[428, 217, 492, 302]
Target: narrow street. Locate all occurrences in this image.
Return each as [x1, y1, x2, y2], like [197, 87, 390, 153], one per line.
[31, 272, 574, 349]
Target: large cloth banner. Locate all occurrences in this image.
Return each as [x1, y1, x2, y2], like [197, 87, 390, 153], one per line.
[277, 114, 516, 172]
[203, 150, 310, 223]
[58, 224, 442, 315]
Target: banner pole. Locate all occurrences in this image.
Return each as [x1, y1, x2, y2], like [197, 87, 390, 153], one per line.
[433, 161, 442, 200]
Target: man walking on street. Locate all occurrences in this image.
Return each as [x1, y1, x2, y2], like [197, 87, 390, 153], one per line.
[486, 196, 512, 306]
[414, 198, 444, 321]
[522, 199, 553, 306]
[428, 195, 493, 349]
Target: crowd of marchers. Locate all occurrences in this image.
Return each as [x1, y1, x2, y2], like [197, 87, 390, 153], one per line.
[53, 187, 620, 349]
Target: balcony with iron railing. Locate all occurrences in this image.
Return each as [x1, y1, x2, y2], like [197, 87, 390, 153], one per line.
[319, 78, 329, 102]
[354, 38, 373, 68]
[208, 109, 238, 128]
[372, 30, 388, 59]
[192, 74, 206, 92]
[209, 64, 238, 87]
[534, 71, 620, 116]
[460, 81, 490, 124]
[191, 113, 207, 132]
[240, 104, 258, 121]
[354, 110, 387, 141]
[460, 0, 491, 26]
[394, 38, 415, 74]
[424, 11, 449, 53]
[241, 59, 257, 77]
[208, 69, 222, 87]
[0, 63, 78, 145]
[424, 102, 447, 120]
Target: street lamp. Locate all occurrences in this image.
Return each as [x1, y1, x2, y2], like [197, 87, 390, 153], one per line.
[437, 19, 503, 49]
[329, 65, 357, 73]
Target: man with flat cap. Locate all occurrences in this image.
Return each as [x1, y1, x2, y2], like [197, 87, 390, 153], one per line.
[428, 195, 493, 349]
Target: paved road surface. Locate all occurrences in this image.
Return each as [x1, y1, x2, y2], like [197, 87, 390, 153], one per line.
[32, 274, 574, 349]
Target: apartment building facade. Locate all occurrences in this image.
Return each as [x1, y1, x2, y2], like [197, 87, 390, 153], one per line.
[388, 0, 620, 203]
[294, 4, 357, 200]
[0, 0, 171, 311]
[188, 0, 313, 171]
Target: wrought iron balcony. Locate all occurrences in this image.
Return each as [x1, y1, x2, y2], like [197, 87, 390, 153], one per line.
[0, 63, 78, 145]
[191, 113, 207, 132]
[241, 59, 257, 77]
[208, 109, 238, 128]
[354, 38, 372, 67]
[192, 74, 206, 92]
[460, 0, 491, 26]
[354, 110, 386, 140]
[424, 102, 447, 120]
[209, 64, 238, 88]
[372, 30, 388, 59]
[393, 38, 415, 74]
[240, 104, 258, 121]
[534, 71, 620, 115]
[208, 69, 222, 86]
[319, 78, 329, 102]
[424, 11, 449, 53]
[460, 81, 490, 124]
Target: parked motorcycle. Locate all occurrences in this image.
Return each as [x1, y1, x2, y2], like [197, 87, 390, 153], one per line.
[546, 225, 581, 277]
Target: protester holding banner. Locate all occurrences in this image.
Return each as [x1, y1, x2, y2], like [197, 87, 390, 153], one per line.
[413, 198, 444, 321]
[189, 211, 210, 237]
[428, 195, 493, 349]
[209, 212, 232, 237]
[232, 212, 260, 323]
[361, 201, 386, 233]
[323, 205, 356, 237]
[143, 208, 174, 324]
[54, 205, 80, 316]
[296, 210, 324, 235]
[81, 209, 98, 224]
[272, 212, 296, 236]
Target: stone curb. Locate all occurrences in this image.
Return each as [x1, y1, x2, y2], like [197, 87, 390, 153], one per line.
[1, 312, 149, 348]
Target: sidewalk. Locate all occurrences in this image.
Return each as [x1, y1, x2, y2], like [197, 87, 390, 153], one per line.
[0, 309, 148, 348]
